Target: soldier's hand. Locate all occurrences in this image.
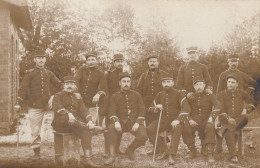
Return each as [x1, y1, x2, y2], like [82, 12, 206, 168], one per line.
[115, 122, 122, 132]
[208, 117, 213, 123]
[14, 105, 21, 112]
[241, 108, 247, 115]
[131, 123, 139, 132]
[187, 92, 195, 99]
[155, 104, 163, 111]
[189, 119, 198, 127]
[171, 120, 180, 128]
[68, 113, 76, 123]
[87, 121, 95, 129]
[228, 118, 236, 125]
[92, 93, 100, 104]
[205, 88, 213, 95]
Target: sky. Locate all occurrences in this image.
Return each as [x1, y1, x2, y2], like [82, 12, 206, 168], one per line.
[68, 0, 260, 50]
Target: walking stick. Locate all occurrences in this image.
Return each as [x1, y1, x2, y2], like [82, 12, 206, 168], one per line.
[153, 108, 163, 162]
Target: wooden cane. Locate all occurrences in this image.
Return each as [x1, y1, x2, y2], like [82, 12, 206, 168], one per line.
[153, 108, 163, 162]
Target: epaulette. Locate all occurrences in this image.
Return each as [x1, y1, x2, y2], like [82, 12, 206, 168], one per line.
[25, 68, 34, 73]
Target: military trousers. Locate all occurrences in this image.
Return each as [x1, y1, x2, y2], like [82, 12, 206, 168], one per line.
[191, 122, 216, 146]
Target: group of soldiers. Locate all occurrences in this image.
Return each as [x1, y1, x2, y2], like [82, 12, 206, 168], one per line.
[14, 46, 257, 167]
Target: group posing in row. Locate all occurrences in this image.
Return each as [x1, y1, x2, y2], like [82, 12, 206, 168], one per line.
[15, 46, 257, 167]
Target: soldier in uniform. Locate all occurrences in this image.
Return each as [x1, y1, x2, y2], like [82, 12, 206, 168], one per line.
[102, 53, 125, 156]
[146, 74, 195, 165]
[216, 74, 255, 163]
[14, 50, 62, 159]
[51, 76, 99, 167]
[104, 72, 148, 165]
[216, 54, 256, 93]
[75, 53, 107, 108]
[176, 46, 213, 98]
[187, 76, 221, 163]
[216, 54, 256, 154]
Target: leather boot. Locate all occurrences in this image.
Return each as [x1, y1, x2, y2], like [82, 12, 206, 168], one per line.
[32, 147, 40, 160]
[187, 145, 197, 159]
[207, 144, 215, 163]
[84, 150, 100, 167]
[104, 145, 116, 165]
[230, 156, 238, 163]
[168, 154, 175, 165]
[125, 140, 143, 160]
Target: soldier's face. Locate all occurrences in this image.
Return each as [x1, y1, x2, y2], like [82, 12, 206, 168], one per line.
[162, 79, 174, 90]
[119, 77, 131, 91]
[227, 78, 238, 90]
[193, 82, 205, 93]
[228, 60, 238, 70]
[188, 51, 199, 61]
[114, 59, 124, 69]
[34, 57, 46, 67]
[86, 56, 97, 67]
[148, 58, 159, 70]
[64, 82, 77, 92]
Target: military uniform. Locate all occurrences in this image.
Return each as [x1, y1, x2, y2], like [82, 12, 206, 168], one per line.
[146, 88, 194, 156]
[187, 92, 221, 155]
[75, 66, 107, 107]
[17, 66, 62, 149]
[136, 69, 167, 126]
[52, 91, 92, 150]
[217, 69, 256, 93]
[217, 89, 255, 158]
[176, 61, 213, 93]
[107, 89, 148, 159]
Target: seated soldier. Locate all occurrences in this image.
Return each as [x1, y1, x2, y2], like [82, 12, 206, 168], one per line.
[187, 76, 221, 163]
[146, 74, 195, 165]
[104, 72, 148, 165]
[51, 76, 99, 167]
[216, 74, 255, 163]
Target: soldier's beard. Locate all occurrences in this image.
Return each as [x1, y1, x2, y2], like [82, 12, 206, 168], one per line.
[163, 86, 171, 91]
[64, 87, 76, 93]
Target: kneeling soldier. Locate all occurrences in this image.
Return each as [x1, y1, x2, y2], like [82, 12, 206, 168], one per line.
[146, 74, 194, 165]
[51, 76, 99, 167]
[216, 74, 255, 163]
[187, 76, 221, 163]
[105, 72, 148, 165]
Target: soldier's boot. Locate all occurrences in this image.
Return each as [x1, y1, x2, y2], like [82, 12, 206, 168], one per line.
[207, 144, 215, 163]
[84, 149, 100, 168]
[104, 145, 116, 165]
[187, 144, 197, 159]
[156, 150, 168, 160]
[115, 134, 124, 155]
[230, 156, 238, 163]
[32, 147, 40, 160]
[201, 144, 207, 156]
[168, 154, 175, 165]
[125, 140, 143, 160]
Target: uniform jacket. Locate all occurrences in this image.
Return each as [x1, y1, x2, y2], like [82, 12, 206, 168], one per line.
[108, 90, 145, 125]
[187, 92, 221, 123]
[217, 69, 256, 93]
[136, 69, 167, 107]
[106, 68, 122, 96]
[217, 89, 255, 119]
[176, 61, 213, 93]
[153, 88, 191, 121]
[75, 66, 107, 107]
[17, 67, 62, 108]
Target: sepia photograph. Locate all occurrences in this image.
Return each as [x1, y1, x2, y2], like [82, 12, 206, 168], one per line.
[0, 0, 260, 167]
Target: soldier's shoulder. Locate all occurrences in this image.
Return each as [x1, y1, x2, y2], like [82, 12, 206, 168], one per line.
[217, 90, 226, 96]
[25, 68, 35, 73]
[53, 91, 63, 98]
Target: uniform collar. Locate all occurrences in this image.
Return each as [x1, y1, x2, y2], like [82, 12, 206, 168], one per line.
[35, 66, 45, 70]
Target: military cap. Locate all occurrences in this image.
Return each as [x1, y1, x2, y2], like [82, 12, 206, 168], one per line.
[228, 54, 239, 62]
[226, 73, 239, 82]
[161, 73, 173, 81]
[186, 46, 198, 54]
[64, 76, 76, 83]
[147, 51, 159, 61]
[119, 72, 131, 80]
[33, 50, 47, 58]
[114, 53, 124, 60]
[193, 76, 205, 84]
[85, 53, 97, 60]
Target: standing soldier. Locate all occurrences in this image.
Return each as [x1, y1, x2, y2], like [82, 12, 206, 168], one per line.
[216, 53, 256, 153]
[102, 53, 125, 156]
[146, 74, 195, 165]
[187, 76, 221, 163]
[176, 46, 213, 98]
[216, 74, 255, 163]
[105, 72, 148, 165]
[136, 52, 167, 155]
[51, 76, 99, 167]
[14, 50, 62, 160]
[74, 53, 107, 113]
